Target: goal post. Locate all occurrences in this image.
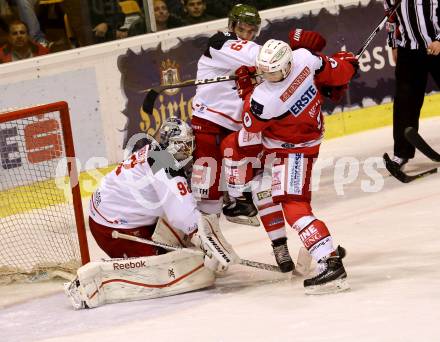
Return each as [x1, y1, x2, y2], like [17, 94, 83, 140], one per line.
[0, 101, 90, 283]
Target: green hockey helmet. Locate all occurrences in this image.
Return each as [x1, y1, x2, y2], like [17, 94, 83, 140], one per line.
[228, 4, 261, 39]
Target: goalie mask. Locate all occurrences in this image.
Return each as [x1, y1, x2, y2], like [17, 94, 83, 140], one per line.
[158, 117, 195, 162]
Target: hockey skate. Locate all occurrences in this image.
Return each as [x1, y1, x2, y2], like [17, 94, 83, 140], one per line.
[271, 237, 294, 273]
[223, 192, 260, 227]
[304, 246, 349, 295]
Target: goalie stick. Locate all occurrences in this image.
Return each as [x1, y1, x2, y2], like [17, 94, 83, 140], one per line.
[404, 127, 440, 162]
[383, 153, 438, 183]
[112, 231, 311, 275]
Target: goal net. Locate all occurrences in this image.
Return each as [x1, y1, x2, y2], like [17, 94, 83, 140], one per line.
[0, 102, 90, 284]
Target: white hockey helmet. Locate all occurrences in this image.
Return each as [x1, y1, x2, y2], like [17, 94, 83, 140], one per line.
[158, 117, 195, 161]
[256, 39, 292, 81]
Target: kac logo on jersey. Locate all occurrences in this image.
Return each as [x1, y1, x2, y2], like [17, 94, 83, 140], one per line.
[289, 85, 317, 117]
[243, 112, 252, 128]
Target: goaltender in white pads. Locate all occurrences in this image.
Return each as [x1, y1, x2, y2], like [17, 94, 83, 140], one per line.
[64, 118, 238, 309]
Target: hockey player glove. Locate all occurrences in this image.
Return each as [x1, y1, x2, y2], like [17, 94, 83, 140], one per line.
[332, 51, 359, 72]
[235, 65, 257, 100]
[318, 84, 348, 103]
[289, 28, 326, 53]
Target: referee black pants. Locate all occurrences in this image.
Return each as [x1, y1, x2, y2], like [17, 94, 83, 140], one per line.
[393, 47, 440, 159]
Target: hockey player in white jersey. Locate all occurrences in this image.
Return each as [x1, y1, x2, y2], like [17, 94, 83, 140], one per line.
[225, 39, 357, 293]
[220, 28, 330, 273]
[190, 4, 262, 220]
[191, 4, 327, 230]
[64, 118, 238, 309]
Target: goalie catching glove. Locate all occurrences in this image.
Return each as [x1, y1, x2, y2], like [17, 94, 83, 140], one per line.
[191, 214, 239, 271]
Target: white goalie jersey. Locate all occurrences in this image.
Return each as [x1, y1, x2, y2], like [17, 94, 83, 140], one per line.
[192, 31, 261, 131]
[89, 145, 200, 235]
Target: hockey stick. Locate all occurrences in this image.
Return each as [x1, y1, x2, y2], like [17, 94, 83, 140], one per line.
[141, 75, 239, 115]
[356, 0, 402, 58]
[383, 153, 438, 183]
[112, 230, 285, 273]
[404, 127, 440, 162]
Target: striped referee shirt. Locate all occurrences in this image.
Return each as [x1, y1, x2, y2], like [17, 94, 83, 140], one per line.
[384, 0, 440, 49]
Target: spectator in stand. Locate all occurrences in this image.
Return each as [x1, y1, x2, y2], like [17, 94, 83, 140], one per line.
[153, 0, 184, 31]
[62, 0, 94, 46]
[165, 0, 183, 16]
[0, 19, 49, 62]
[0, 15, 8, 32]
[181, 0, 217, 25]
[201, 0, 293, 20]
[203, 0, 230, 18]
[117, 0, 144, 38]
[89, 0, 125, 43]
[9, 0, 50, 47]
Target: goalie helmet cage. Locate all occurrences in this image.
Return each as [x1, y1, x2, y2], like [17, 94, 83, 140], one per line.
[0, 101, 90, 283]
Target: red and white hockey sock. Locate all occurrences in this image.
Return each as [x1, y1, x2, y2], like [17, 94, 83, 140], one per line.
[258, 203, 286, 240]
[294, 218, 335, 262]
[252, 182, 286, 240]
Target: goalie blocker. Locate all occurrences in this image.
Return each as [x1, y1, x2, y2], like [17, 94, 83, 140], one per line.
[65, 215, 238, 309]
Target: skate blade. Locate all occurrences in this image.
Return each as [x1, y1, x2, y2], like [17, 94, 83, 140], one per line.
[304, 277, 350, 295]
[294, 247, 312, 276]
[224, 215, 260, 227]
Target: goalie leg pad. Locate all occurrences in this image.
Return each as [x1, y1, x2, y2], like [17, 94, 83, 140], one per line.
[64, 251, 215, 309]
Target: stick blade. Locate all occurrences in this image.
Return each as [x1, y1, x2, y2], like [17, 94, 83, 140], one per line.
[142, 89, 160, 115]
[294, 247, 312, 276]
[404, 127, 440, 162]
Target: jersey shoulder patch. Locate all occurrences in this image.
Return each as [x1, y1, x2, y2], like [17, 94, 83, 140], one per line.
[250, 98, 264, 117]
[203, 31, 238, 58]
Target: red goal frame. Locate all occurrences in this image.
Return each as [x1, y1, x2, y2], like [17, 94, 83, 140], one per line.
[0, 101, 90, 265]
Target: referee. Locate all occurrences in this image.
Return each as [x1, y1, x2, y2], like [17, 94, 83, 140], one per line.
[384, 0, 440, 169]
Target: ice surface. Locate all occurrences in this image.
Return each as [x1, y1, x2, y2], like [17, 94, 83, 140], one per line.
[1, 118, 440, 342]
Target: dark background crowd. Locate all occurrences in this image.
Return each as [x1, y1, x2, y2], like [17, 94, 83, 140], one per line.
[0, 0, 305, 64]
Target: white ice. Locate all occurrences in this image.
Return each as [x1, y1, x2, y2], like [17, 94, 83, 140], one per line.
[1, 118, 440, 342]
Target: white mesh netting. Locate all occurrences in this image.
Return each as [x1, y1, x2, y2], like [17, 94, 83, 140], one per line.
[0, 107, 83, 284]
